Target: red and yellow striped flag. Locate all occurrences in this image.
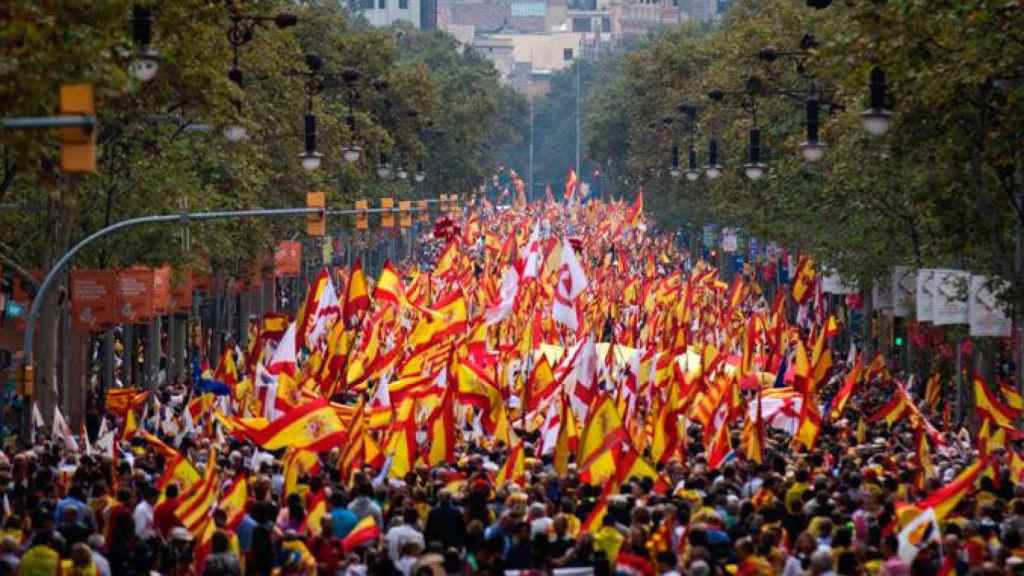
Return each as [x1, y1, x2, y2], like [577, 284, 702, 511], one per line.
[495, 440, 526, 488]
[342, 516, 381, 553]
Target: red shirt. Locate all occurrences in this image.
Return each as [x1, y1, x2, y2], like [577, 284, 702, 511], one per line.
[615, 551, 656, 576]
[153, 497, 182, 538]
[309, 535, 343, 574]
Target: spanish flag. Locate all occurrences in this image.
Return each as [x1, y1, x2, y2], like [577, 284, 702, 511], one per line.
[301, 490, 329, 536]
[232, 397, 346, 452]
[342, 516, 381, 553]
[155, 454, 201, 496]
[495, 440, 525, 488]
[580, 476, 617, 534]
[828, 356, 862, 421]
[625, 189, 643, 227]
[1001, 380, 1024, 411]
[426, 383, 456, 466]
[343, 258, 370, 324]
[219, 475, 248, 530]
[374, 261, 406, 307]
[974, 376, 1020, 428]
[434, 242, 458, 281]
[577, 396, 628, 473]
[791, 256, 815, 305]
[896, 457, 988, 526]
[565, 168, 579, 203]
[553, 396, 578, 476]
[868, 393, 908, 426]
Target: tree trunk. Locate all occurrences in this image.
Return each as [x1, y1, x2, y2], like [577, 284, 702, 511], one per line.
[34, 185, 76, 427]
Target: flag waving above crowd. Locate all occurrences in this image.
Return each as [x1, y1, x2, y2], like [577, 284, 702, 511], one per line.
[24, 192, 1024, 575]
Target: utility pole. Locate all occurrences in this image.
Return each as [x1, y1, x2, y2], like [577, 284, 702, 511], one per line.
[575, 37, 581, 178]
[529, 96, 534, 204]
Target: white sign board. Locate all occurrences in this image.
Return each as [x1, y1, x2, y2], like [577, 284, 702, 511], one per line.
[916, 269, 936, 323]
[822, 271, 859, 295]
[931, 269, 969, 326]
[969, 275, 1012, 337]
[892, 266, 916, 317]
[722, 229, 738, 253]
[873, 279, 894, 312]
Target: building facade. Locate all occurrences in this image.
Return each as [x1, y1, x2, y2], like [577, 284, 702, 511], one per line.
[349, 0, 424, 28]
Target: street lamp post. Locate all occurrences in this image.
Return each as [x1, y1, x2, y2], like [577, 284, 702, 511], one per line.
[129, 5, 160, 82]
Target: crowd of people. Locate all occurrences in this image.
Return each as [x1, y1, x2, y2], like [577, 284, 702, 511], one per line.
[0, 197, 1019, 576]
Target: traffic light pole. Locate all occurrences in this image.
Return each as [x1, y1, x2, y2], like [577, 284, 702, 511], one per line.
[17, 204, 422, 426]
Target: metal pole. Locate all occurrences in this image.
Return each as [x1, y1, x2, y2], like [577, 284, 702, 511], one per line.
[21, 205, 420, 369]
[575, 40, 581, 178]
[529, 97, 534, 204]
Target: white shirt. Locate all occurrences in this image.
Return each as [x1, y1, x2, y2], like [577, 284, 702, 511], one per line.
[133, 500, 155, 539]
[385, 524, 424, 563]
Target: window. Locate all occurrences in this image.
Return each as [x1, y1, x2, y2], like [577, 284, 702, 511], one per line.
[572, 17, 591, 32]
[563, 48, 574, 61]
[378, 0, 386, 8]
[358, 0, 373, 8]
[602, 16, 611, 31]
[399, 0, 408, 8]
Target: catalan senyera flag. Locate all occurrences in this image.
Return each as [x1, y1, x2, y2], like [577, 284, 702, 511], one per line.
[342, 516, 381, 553]
[925, 373, 941, 411]
[495, 440, 526, 488]
[232, 397, 346, 452]
[105, 388, 149, 415]
[175, 448, 219, 535]
[974, 376, 1020, 428]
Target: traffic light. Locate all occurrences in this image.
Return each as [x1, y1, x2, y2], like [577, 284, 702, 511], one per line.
[355, 200, 368, 230]
[306, 191, 325, 236]
[399, 200, 412, 229]
[894, 336, 904, 347]
[380, 198, 394, 228]
[59, 84, 97, 173]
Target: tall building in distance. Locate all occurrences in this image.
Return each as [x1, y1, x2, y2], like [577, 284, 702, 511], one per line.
[349, 0, 730, 95]
[348, 0, 425, 28]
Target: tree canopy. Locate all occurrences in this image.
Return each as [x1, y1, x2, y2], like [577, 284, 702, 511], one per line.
[583, 0, 1024, 302]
